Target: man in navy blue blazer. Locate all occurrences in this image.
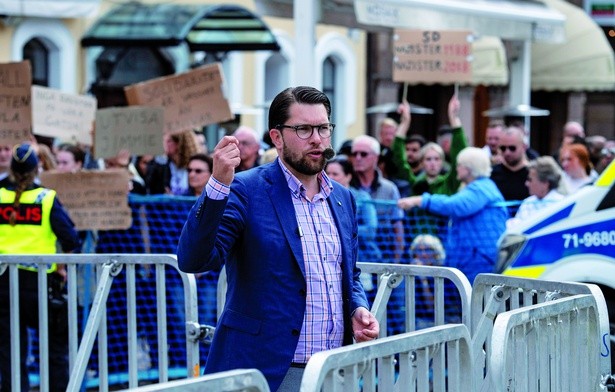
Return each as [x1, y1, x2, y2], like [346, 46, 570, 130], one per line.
[177, 86, 379, 391]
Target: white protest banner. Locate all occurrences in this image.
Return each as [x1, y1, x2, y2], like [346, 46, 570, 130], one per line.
[31, 85, 97, 145]
[393, 29, 473, 84]
[0, 60, 32, 145]
[124, 63, 233, 134]
[94, 106, 164, 159]
[40, 169, 132, 231]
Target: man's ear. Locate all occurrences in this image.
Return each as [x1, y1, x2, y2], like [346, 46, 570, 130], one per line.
[270, 129, 283, 149]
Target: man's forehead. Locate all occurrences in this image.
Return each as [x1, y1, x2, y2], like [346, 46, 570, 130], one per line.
[352, 142, 371, 151]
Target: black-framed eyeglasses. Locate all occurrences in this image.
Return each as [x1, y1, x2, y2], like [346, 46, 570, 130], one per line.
[499, 145, 518, 153]
[276, 123, 335, 139]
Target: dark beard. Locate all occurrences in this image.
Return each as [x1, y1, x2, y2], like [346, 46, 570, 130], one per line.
[282, 143, 326, 175]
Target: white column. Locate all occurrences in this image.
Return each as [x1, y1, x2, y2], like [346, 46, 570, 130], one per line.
[508, 40, 533, 138]
[294, 0, 320, 86]
[508, 40, 531, 107]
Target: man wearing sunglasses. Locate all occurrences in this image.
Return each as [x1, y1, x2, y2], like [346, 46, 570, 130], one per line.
[490, 126, 530, 201]
[177, 86, 378, 392]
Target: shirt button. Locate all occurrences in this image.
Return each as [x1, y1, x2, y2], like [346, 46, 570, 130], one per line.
[292, 329, 300, 336]
[299, 289, 306, 297]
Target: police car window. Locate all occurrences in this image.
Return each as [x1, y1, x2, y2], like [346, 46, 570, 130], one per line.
[596, 183, 615, 211]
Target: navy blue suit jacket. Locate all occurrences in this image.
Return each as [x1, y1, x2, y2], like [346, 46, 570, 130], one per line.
[177, 161, 369, 391]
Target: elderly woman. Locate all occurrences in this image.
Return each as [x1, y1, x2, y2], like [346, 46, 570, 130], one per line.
[507, 156, 566, 228]
[398, 147, 508, 283]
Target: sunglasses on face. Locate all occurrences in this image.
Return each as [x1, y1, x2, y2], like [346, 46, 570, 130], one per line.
[350, 151, 371, 158]
[499, 145, 517, 153]
[187, 168, 207, 174]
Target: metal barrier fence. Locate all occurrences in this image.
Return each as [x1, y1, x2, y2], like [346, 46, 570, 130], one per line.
[117, 369, 270, 392]
[469, 273, 611, 391]
[300, 324, 473, 392]
[1, 254, 610, 391]
[490, 294, 603, 392]
[217, 263, 473, 336]
[358, 262, 473, 333]
[0, 254, 201, 392]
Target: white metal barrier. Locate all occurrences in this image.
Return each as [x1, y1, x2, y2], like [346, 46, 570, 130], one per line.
[470, 273, 611, 391]
[490, 294, 603, 392]
[3, 257, 609, 392]
[117, 369, 270, 392]
[299, 324, 473, 392]
[351, 262, 472, 333]
[0, 254, 202, 392]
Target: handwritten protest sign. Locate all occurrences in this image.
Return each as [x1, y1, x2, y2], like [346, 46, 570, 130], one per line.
[0, 61, 32, 145]
[393, 29, 473, 84]
[31, 85, 97, 145]
[40, 170, 132, 230]
[94, 106, 164, 158]
[124, 63, 233, 134]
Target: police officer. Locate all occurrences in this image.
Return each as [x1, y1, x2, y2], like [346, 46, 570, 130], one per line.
[0, 143, 81, 392]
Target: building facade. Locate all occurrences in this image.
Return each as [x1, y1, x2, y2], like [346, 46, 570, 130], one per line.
[1, 0, 613, 155]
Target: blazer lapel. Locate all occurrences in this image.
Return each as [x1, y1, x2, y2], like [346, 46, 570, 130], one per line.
[264, 164, 307, 277]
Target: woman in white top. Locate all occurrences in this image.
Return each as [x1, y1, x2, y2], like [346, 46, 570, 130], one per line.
[508, 156, 565, 228]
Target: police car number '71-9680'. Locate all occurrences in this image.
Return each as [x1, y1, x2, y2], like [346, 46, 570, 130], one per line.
[563, 231, 615, 249]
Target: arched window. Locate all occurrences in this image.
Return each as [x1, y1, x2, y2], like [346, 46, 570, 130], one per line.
[316, 33, 358, 150]
[13, 19, 76, 92]
[322, 56, 338, 145]
[23, 38, 49, 86]
[264, 53, 290, 131]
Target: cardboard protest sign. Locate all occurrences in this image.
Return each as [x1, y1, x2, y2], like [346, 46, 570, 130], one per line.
[0, 61, 32, 145]
[31, 85, 97, 145]
[40, 169, 132, 231]
[94, 106, 164, 159]
[124, 63, 233, 134]
[393, 30, 473, 84]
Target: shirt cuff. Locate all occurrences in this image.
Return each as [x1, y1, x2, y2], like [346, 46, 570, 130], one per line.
[205, 177, 230, 200]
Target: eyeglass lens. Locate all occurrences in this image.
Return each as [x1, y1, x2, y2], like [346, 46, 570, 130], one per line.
[351, 151, 370, 158]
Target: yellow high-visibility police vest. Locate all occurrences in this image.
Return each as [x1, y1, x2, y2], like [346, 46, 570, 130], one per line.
[0, 187, 59, 273]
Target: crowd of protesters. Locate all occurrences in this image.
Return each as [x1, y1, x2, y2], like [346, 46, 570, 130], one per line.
[1, 89, 614, 390]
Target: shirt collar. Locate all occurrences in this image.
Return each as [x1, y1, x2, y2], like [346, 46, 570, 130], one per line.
[277, 157, 333, 200]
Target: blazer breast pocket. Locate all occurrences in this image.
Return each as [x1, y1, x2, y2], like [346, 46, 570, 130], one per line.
[221, 308, 262, 335]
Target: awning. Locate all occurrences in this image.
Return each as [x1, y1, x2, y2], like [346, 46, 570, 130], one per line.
[532, 0, 615, 91]
[471, 36, 509, 86]
[0, 0, 99, 18]
[354, 0, 566, 43]
[81, 3, 280, 52]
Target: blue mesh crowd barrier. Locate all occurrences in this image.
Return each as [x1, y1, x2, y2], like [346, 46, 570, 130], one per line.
[25, 194, 519, 389]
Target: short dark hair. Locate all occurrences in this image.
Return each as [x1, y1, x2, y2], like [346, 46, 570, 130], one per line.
[268, 86, 331, 131]
[57, 143, 85, 164]
[405, 134, 426, 147]
[437, 125, 453, 137]
[325, 156, 356, 180]
[188, 153, 213, 171]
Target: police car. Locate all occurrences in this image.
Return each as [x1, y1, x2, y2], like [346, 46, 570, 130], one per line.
[496, 159, 615, 281]
[497, 159, 615, 362]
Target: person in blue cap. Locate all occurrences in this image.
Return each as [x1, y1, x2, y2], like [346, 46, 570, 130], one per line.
[0, 143, 81, 392]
